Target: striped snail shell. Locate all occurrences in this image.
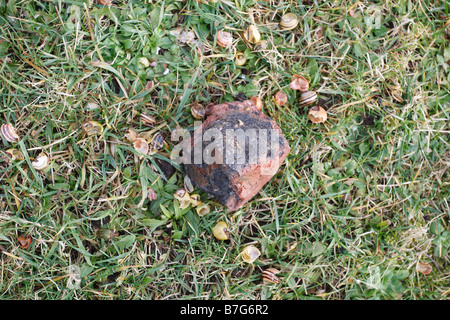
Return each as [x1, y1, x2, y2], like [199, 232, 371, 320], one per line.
[254, 40, 268, 51]
[216, 30, 233, 48]
[141, 113, 156, 127]
[82, 121, 103, 136]
[244, 25, 261, 44]
[184, 175, 194, 193]
[262, 268, 281, 284]
[1, 123, 20, 143]
[191, 103, 206, 119]
[151, 132, 164, 150]
[280, 13, 299, 30]
[299, 91, 317, 107]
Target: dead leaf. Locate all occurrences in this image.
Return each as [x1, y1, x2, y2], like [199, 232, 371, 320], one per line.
[416, 262, 432, 275]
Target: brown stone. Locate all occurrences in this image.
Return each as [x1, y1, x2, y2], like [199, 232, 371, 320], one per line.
[183, 100, 290, 211]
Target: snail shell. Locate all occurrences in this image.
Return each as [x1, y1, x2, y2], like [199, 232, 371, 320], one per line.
[138, 57, 150, 68]
[234, 52, 246, 66]
[151, 132, 164, 150]
[86, 101, 100, 110]
[4, 149, 24, 162]
[184, 175, 194, 193]
[289, 74, 309, 92]
[308, 106, 327, 123]
[178, 199, 191, 209]
[280, 13, 299, 30]
[262, 268, 281, 284]
[254, 40, 268, 51]
[205, 103, 215, 116]
[274, 91, 288, 106]
[212, 221, 229, 240]
[191, 103, 206, 119]
[241, 245, 260, 263]
[174, 188, 192, 209]
[244, 25, 261, 44]
[196, 203, 211, 217]
[82, 121, 103, 136]
[1, 123, 20, 143]
[174, 188, 189, 202]
[250, 96, 263, 111]
[126, 128, 138, 142]
[189, 194, 201, 206]
[216, 30, 233, 48]
[32, 152, 50, 171]
[299, 91, 317, 107]
[133, 137, 149, 156]
[141, 113, 156, 127]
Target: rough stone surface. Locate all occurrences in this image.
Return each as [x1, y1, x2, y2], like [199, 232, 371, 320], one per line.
[183, 100, 290, 211]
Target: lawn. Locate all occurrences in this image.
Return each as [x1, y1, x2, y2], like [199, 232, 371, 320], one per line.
[0, 0, 448, 300]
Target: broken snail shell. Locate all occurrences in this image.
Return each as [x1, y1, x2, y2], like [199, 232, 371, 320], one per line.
[196, 203, 211, 217]
[179, 199, 191, 209]
[31, 152, 50, 171]
[174, 188, 190, 202]
[234, 52, 246, 66]
[212, 221, 229, 240]
[299, 91, 317, 107]
[82, 121, 103, 136]
[4, 149, 24, 162]
[216, 30, 233, 48]
[126, 128, 138, 142]
[244, 25, 261, 44]
[254, 40, 268, 51]
[387, 83, 404, 103]
[189, 194, 201, 206]
[262, 268, 281, 284]
[241, 245, 260, 263]
[141, 113, 156, 127]
[205, 103, 215, 116]
[1, 123, 20, 143]
[133, 137, 149, 156]
[151, 132, 164, 150]
[184, 175, 194, 193]
[274, 91, 288, 106]
[17, 234, 32, 249]
[251, 96, 263, 111]
[174, 188, 191, 209]
[191, 103, 206, 120]
[138, 57, 150, 68]
[289, 74, 309, 92]
[86, 101, 100, 110]
[280, 13, 299, 30]
[308, 106, 327, 123]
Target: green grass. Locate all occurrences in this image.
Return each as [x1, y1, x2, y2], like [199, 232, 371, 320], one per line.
[0, 0, 449, 300]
